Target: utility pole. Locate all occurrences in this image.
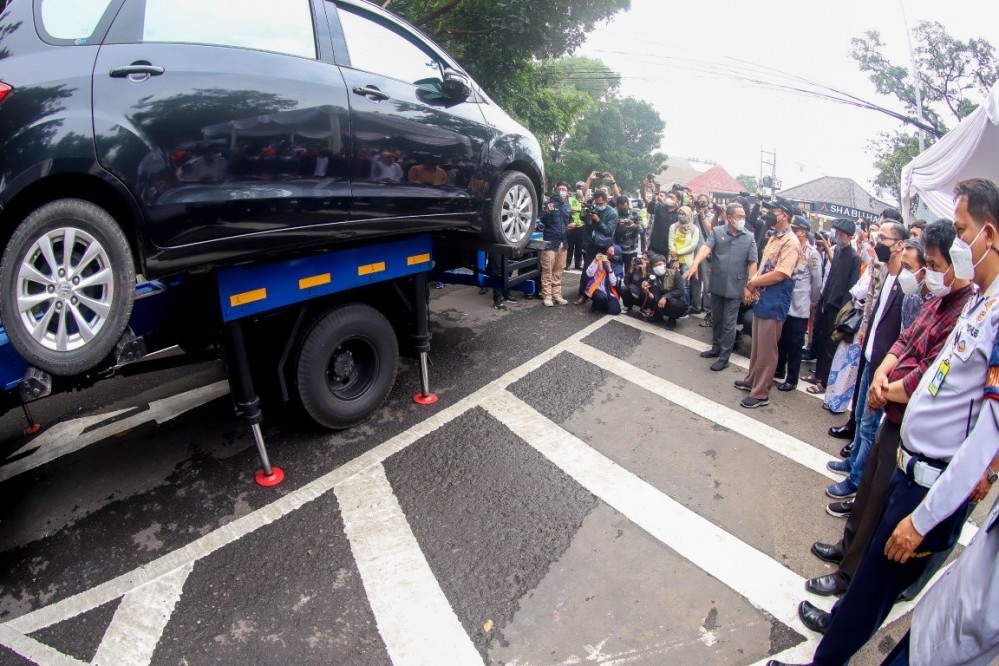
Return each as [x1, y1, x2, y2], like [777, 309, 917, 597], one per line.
[759, 147, 779, 198]
[899, 0, 926, 152]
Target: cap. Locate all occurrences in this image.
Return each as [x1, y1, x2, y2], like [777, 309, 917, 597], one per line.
[831, 218, 856, 236]
[770, 197, 795, 216]
[791, 215, 810, 231]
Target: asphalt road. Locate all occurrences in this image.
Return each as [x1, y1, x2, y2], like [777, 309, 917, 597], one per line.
[0, 276, 990, 666]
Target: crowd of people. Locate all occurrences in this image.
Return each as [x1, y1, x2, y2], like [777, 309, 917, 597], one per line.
[537, 174, 999, 666]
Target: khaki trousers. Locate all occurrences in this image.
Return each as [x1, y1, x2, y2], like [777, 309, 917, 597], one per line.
[744, 315, 783, 400]
[540, 244, 567, 299]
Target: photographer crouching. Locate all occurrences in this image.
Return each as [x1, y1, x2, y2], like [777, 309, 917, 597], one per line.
[575, 190, 620, 305]
[539, 181, 572, 307]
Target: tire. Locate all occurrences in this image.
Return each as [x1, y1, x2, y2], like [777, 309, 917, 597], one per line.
[0, 199, 135, 376]
[295, 303, 399, 430]
[485, 171, 537, 250]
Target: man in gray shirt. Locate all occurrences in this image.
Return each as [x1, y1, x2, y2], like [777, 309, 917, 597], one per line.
[685, 203, 758, 371]
[770, 177, 999, 666]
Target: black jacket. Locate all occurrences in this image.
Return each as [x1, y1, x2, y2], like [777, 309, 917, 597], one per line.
[648, 204, 678, 254]
[863, 275, 905, 373]
[820, 244, 862, 311]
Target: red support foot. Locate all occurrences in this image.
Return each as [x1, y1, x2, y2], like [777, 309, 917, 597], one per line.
[255, 467, 285, 487]
[413, 392, 439, 406]
[24, 423, 42, 436]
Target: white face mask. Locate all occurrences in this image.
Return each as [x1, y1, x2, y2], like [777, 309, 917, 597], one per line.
[653, 265, 667, 276]
[898, 268, 923, 295]
[950, 225, 990, 280]
[595, 204, 607, 212]
[732, 218, 746, 232]
[924, 268, 953, 297]
[665, 197, 677, 207]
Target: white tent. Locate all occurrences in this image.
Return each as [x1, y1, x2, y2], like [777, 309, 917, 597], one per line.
[901, 82, 999, 221]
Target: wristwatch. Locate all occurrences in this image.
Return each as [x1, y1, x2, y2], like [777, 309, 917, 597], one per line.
[988, 466, 998, 484]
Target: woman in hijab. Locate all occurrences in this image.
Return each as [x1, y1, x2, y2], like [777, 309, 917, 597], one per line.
[584, 244, 623, 315]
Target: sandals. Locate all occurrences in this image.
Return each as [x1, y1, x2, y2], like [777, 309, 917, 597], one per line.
[806, 382, 826, 395]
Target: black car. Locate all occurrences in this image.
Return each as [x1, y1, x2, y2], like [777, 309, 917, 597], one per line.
[0, 0, 543, 376]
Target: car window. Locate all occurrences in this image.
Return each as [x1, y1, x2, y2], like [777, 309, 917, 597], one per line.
[336, 6, 441, 84]
[39, 0, 115, 40]
[142, 0, 316, 59]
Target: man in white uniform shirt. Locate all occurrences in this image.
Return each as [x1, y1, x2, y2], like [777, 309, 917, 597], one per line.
[769, 178, 999, 666]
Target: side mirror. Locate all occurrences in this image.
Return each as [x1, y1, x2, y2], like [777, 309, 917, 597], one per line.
[442, 69, 472, 102]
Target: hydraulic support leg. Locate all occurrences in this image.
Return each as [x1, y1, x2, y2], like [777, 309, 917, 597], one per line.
[223, 319, 284, 487]
[411, 273, 438, 406]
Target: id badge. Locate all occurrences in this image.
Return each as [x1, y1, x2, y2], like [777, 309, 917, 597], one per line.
[928, 359, 950, 397]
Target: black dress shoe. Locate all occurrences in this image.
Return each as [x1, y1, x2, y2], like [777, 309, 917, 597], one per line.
[806, 574, 846, 597]
[839, 443, 853, 458]
[798, 600, 831, 634]
[764, 662, 802, 666]
[777, 382, 796, 392]
[810, 542, 843, 564]
[710, 359, 729, 371]
[828, 424, 855, 440]
[700, 349, 720, 358]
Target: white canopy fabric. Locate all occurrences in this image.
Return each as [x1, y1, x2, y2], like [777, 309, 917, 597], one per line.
[901, 82, 999, 221]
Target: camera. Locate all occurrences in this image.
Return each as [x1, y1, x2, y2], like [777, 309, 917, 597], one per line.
[646, 173, 655, 182]
[550, 189, 565, 205]
[596, 172, 608, 179]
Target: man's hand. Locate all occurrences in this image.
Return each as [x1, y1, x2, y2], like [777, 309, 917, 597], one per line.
[868, 373, 889, 410]
[683, 266, 697, 281]
[885, 515, 924, 563]
[856, 330, 866, 348]
[742, 288, 755, 305]
[658, 297, 667, 309]
[969, 472, 994, 504]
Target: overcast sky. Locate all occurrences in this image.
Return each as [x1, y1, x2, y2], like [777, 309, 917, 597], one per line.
[577, 0, 999, 199]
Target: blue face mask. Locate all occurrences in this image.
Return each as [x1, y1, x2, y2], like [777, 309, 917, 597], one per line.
[596, 204, 607, 212]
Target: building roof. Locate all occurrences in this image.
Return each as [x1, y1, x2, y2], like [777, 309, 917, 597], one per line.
[777, 176, 894, 215]
[686, 166, 745, 196]
[653, 156, 703, 189]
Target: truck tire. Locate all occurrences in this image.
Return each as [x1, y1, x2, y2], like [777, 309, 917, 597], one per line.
[295, 303, 399, 430]
[486, 171, 537, 250]
[0, 199, 135, 376]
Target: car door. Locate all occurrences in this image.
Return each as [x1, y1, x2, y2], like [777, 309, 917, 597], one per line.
[327, 0, 493, 227]
[92, 0, 353, 275]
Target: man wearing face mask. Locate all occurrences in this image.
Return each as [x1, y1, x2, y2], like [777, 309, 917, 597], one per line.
[775, 216, 822, 391]
[539, 182, 572, 307]
[798, 224, 973, 621]
[809, 219, 863, 393]
[647, 190, 679, 258]
[736, 199, 801, 407]
[772, 180, 999, 666]
[822, 222, 911, 503]
[685, 203, 758, 371]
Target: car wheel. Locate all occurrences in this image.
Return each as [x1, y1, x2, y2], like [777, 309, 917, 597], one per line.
[487, 171, 537, 249]
[0, 199, 135, 376]
[295, 303, 399, 430]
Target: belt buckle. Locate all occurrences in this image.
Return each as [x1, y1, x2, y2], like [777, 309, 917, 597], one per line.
[896, 446, 904, 471]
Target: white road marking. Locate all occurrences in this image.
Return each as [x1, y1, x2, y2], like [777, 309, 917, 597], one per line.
[615, 315, 824, 400]
[0, 623, 87, 666]
[569, 342, 839, 481]
[484, 390, 818, 636]
[0, 381, 231, 483]
[0, 312, 972, 666]
[92, 563, 193, 666]
[3, 318, 610, 636]
[336, 466, 483, 666]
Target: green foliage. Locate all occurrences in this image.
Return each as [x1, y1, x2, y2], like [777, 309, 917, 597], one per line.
[851, 21, 998, 202]
[388, 0, 630, 107]
[868, 131, 928, 206]
[736, 174, 757, 193]
[558, 96, 667, 194]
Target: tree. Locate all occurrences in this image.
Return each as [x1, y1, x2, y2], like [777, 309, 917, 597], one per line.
[559, 97, 667, 194]
[736, 175, 757, 193]
[387, 0, 630, 108]
[851, 21, 998, 202]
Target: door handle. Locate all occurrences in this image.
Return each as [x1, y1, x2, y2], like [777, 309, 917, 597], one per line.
[352, 86, 390, 101]
[109, 64, 166, 78]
